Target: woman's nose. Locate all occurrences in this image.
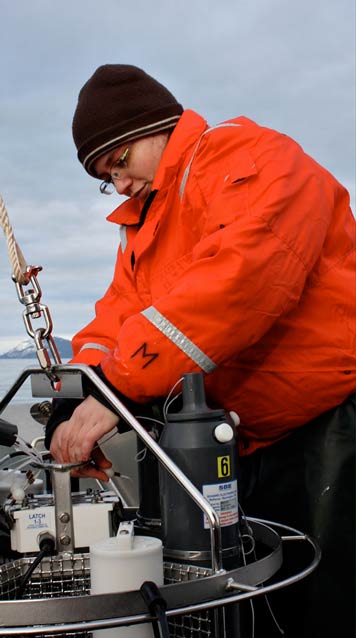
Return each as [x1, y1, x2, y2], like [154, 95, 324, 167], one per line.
[114, 176, 132, 196]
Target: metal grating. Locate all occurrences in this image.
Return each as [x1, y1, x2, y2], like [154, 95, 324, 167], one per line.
[167, 610, 213, 637]
[0, 554, 91, 638]
[0, 555, 214, 638]
[164, 562, 214, 637]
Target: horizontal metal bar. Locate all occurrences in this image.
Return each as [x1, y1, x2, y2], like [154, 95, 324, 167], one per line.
[225, 577, 258, 592]
[281, 534, 307, 541]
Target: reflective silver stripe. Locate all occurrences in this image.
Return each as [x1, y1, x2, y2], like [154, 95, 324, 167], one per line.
[83, 115, 182, 171]
[119, 225, 128, 253]
[79, 343, 110, 354]
[179, 151, 197, 200]
[179, 122, 241, 201]
[142, 306, 217, 373]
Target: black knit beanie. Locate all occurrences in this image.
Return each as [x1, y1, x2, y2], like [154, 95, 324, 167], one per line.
[72, 64, 184, 177]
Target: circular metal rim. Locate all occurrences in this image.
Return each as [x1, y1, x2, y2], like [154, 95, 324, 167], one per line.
[0, 519, 321, 635]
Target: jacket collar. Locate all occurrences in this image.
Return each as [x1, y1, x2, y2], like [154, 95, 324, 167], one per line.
[106, 110, 208, 226]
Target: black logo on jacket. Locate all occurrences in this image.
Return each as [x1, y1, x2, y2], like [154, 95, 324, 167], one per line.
[131, 343, 159, 368]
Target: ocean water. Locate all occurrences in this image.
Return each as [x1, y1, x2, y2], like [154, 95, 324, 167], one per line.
[0, 359, 69, 404]
[0, 359, 71, 442]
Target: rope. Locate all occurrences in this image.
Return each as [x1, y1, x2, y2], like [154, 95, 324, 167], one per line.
[0, 195, 29, 284]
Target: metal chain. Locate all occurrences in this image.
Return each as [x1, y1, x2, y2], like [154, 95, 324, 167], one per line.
[1, 195, 61, 379]
[14, 270, 62, 377]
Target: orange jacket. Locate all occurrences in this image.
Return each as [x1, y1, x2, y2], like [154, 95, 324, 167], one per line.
[71, 110, 356, 454]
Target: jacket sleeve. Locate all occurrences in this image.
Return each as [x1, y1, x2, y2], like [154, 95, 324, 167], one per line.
[74, 128, 338, 403]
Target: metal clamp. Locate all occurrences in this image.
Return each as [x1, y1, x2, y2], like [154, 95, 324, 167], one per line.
[50, 462, 79, 554]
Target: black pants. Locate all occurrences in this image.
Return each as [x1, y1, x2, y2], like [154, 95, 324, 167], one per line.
[238, 394, 355, 638]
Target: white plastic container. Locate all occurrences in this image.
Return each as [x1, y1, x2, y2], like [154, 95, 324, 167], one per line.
[90, 521, 163, 638]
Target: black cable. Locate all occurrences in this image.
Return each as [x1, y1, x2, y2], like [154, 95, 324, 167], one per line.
[140, 580, 170, 638]
[2, 450, 28, 461]
[17, 538, 55, 599]
[16, 549, 47, 599]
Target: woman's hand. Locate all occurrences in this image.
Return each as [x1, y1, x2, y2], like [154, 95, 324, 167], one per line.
[49, 395, 120, 481]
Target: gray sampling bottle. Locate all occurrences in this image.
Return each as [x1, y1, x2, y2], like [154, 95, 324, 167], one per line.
[159, 372, 241, 569]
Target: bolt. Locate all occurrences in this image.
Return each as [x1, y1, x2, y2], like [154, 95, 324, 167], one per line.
[59, 512, 70, 523]
[59, 534, 71, 546]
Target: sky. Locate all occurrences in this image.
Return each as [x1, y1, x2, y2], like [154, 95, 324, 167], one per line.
[0, 0, 355, 354]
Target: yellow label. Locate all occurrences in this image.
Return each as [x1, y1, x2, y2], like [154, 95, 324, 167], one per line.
[217, 455, 231, 478]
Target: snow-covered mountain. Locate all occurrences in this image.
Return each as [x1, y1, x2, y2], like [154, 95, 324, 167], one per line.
[0, 337, 72, 359]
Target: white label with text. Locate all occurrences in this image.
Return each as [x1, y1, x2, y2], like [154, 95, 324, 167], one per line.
[202, 479, 238, 528]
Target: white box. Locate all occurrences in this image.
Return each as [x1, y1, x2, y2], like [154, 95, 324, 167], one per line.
[10, 501, 115, 553]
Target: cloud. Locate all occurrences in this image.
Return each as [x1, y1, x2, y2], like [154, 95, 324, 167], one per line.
[0, 0, 354, 351]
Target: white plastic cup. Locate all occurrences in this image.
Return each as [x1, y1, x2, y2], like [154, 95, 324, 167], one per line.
[90, 523, 163, 638]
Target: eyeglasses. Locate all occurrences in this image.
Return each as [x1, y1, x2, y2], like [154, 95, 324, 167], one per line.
[99, 147, 130, 195]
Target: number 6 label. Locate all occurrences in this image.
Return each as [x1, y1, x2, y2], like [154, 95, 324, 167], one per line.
[217, 455, 231, 478]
